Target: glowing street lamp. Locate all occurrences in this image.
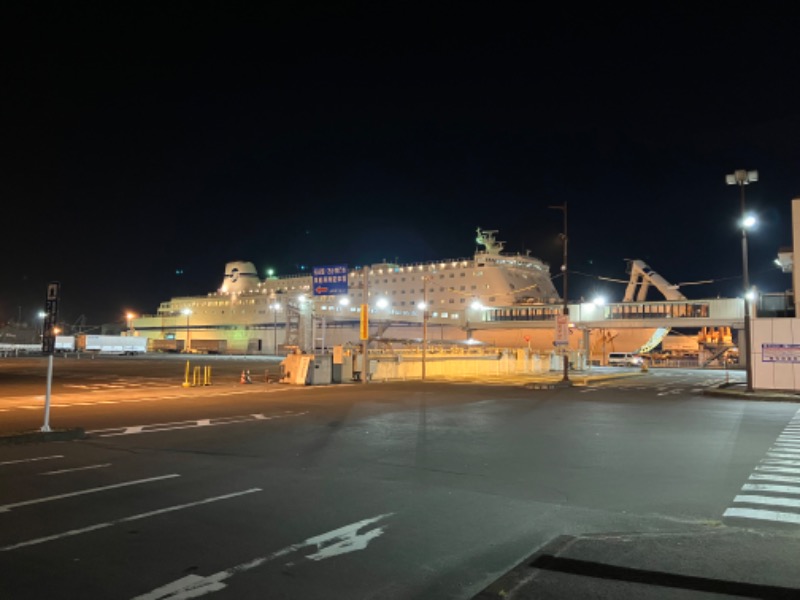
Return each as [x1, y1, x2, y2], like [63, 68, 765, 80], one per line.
[726, 168, 758, 392]
[126, 312, 135, 335]
[182, 308, 192, 351]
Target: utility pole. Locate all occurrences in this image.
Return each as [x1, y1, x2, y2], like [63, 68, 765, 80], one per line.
[549, 202, 570, 385]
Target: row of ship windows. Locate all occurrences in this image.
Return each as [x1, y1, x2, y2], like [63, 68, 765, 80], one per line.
[361, 260, 544, 274]
[169, 295, 499, 316]
[182, 286, 491, 309]
[226, 273, 538, 298]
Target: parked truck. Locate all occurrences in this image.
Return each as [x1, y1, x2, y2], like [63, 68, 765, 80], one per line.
[189, 339, 227, 354]
[76, 334, 148, 355]
[150, 339, 185, 353]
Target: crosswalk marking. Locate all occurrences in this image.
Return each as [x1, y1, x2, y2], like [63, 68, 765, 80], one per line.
[723, 508, 800, 524]
[725, 407, 800, 527]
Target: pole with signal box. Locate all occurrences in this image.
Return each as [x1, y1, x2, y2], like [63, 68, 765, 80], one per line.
[41, 281, 61, 432]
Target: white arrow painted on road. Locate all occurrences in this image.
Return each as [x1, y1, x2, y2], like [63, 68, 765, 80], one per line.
[132, 512, 394, 599]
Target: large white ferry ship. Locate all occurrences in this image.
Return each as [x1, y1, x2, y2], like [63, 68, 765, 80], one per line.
[132, 229, 565, 353]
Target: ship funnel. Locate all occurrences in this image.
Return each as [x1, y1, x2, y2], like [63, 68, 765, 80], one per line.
[221, 261, 260, 293]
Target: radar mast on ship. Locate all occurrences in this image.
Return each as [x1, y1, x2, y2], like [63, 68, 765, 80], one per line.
[475, 228, 505, 255]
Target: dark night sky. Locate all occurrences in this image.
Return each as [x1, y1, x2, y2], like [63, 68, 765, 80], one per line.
[4, 2, 800, 327]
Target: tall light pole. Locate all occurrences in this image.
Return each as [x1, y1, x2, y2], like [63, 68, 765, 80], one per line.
[270, 302, 281, 354]
[549, 202, 570, 384]
[419, 275, 431, 381]
[182, 308, 192, 352]
[126, 312, 135, 336]
[726, 169, 758, 392]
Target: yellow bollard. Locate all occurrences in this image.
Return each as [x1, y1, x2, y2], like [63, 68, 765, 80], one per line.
[182, 360, 191, 387]
[204, 365, 212, 386]
[193, 366, 200, 386]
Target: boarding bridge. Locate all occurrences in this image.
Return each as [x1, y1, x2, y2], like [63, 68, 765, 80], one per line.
[474, 259, 749, 359]
[479, 259, 745, 332]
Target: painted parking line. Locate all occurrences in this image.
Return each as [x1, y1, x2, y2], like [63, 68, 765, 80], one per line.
[0, 474, 180, 513]
[88, 411, 308, 438]
[41, 463, 112, 475]
[1, 488, 261, 552]
[0, 455, 64, 467]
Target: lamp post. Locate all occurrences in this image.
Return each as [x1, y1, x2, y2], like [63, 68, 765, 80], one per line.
[419, 275, 431, 381]
[726, 169, 758, 392]
[126, 312, 135, 336]
[182, 308, 192, 352]
[549, 201, 570, 384]
[270, 302, 281, 354]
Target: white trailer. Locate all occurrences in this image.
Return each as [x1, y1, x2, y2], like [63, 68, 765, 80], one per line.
[55, 335, 76, 351]
[77, 335, 148, 355]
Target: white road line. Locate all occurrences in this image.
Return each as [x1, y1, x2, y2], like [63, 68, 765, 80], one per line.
[742, 484, 800, 495]
[90, 412, 308, 438]
[1, 488, 261, 551]
[755, 466, 800, 475]
[41, 464, 112, 475]
[0, 474, 180, 513]
[132, 512, 393, 599]
[0, 455, 64, 466]
[750, 473, 800, 484]
[770, 446, 800, 453]
[724, 507, 800, 524]
[733, 494, 800, 508]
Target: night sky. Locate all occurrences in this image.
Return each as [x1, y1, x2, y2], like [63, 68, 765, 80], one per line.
[4, 3, 800, 327]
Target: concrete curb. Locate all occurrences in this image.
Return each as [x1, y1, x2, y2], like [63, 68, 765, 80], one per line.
[0, 428, 87, 446]
[702, 388, 800, 402]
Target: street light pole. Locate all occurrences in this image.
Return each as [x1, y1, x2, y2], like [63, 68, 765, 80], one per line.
[421, 275, 429, 381]
[549, 202, 570, 384]
[271, 302, 280, 354]
[726, 169, 758, 392]
[182, 308, 192, 352]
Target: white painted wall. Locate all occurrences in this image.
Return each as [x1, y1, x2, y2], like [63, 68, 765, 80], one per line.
[793, 199, 800, 318]
[752, 318, 800, 391]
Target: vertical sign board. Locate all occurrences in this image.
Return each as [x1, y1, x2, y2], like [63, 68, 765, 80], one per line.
[359, 304, 369, 340]
[312, 264, 348, 296]
[42, 281, 61, 354]
[554, 314, 569, 347]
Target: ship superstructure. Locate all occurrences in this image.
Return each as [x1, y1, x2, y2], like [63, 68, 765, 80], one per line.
[133, 229, 561, 353]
